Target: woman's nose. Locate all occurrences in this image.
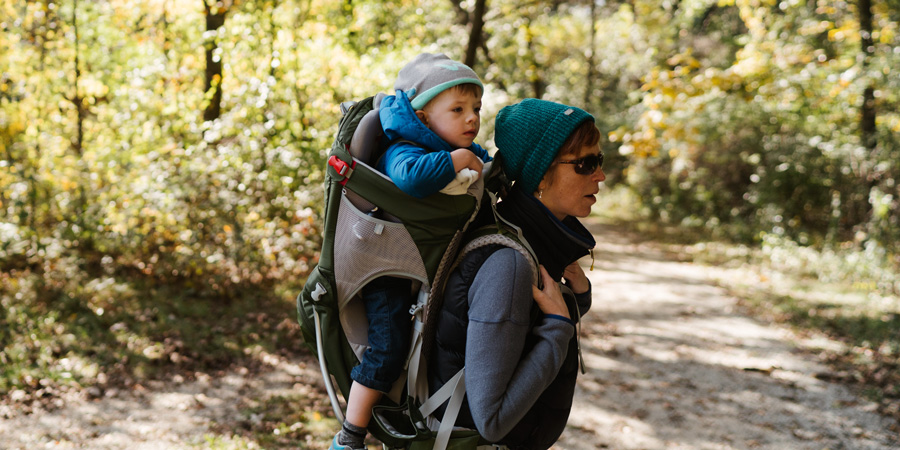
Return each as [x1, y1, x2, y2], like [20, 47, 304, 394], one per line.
[593, 168, 607, 182]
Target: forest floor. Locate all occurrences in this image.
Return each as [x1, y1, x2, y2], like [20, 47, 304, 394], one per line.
[1, 220, 898, 449]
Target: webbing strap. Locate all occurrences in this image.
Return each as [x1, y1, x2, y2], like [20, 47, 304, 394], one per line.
[486, 190, 542, 288]
[406, 289, 428, 400]
[312, 307, 344, 423]
[561, 284, 587, 375]
[454, 233, 538, 287]
[419, 368, 466, 450]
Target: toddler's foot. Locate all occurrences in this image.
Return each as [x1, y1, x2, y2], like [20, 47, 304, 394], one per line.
[329, 420, 367, 450]
[328, 432, 367, 450]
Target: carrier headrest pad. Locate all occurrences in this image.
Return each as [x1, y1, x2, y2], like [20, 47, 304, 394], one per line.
[349, 109, 383, 164]
[373, 92, 386, 109]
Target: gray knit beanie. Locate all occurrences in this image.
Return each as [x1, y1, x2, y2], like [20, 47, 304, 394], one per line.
[394, 53, 483, 110]
[494, 99, 595, 194]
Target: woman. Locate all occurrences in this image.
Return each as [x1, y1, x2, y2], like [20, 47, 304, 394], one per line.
[428, 98, 605, 449]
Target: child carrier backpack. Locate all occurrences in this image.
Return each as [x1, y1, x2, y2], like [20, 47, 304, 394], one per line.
[296, 93, 539, 450]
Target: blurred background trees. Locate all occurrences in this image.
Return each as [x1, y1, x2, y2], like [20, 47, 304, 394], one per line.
[3, 0, 899, 427]
[1, 0, 898, 340]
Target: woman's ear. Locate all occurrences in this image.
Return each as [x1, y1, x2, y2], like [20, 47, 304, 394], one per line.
[535, 179, 548, 198]
[415, 110, 429, 127]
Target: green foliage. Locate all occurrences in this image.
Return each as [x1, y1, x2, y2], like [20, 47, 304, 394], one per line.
[0, 264, 307, 407]
[1, 1, 337, 293]
[617, 0, 900, 254]
[2, 0, 899, 422]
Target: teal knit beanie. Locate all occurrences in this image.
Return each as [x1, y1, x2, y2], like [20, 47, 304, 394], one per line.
[494, 99, 595, 194]
[394, 53, 483, 110]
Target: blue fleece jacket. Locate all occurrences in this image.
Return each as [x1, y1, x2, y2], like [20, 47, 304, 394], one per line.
[377, 90, 491, 198]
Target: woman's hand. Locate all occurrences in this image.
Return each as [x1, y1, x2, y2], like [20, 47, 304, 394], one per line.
[531, 265, 570, 319]
[563, 261, 589, 294]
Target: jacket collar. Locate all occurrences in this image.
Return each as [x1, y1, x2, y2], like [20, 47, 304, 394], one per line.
[496, 187, 595, 281]
[379, 89, 453, 153]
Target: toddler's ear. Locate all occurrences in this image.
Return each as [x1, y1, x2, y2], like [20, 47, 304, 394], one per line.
[415, 110, 429, 127]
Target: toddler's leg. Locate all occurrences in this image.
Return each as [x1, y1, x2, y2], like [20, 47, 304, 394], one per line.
[333, 385, 372, 449]
[336, 277, 413, 449]
[346, 381, 382, 426]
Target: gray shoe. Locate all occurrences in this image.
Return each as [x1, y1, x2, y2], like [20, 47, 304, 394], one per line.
[328, 433, 367, 450]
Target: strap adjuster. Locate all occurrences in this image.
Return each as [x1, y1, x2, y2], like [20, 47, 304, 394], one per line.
[328, 155, 354, 178]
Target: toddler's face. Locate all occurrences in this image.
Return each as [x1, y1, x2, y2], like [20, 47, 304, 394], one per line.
[420, 88, 481, 149]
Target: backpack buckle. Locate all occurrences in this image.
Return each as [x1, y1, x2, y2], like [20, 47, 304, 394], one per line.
[328, 155, 354, 179]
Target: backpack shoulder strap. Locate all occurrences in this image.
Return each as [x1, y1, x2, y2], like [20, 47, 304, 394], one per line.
[413, 225, 540, 450]
[454, 225, 539, 287]
[465, 157, 543, 287]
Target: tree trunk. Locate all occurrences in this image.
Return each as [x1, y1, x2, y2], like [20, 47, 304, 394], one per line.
[584, 0, 597, 106]
[71, 0, 84, 159]
[71, 0, 87, 229]
[448, 0, 469, 25]
[26, 0, 53, 233]
[464, 0, 487, 68]
[859, 0, 876, 151]
[161, 0, 171, 61]
[525, 20, 546, 98]
[203, 0, 226, 121]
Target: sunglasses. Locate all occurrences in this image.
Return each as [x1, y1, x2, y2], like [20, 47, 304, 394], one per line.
[558, 153, 603, 175]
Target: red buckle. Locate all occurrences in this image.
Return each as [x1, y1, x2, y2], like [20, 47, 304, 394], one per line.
[328, 155, 354, 179]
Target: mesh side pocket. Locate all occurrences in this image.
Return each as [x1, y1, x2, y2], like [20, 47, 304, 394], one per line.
[333, 194, 428, 305]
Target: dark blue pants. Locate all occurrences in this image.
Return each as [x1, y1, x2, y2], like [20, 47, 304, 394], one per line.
[351, 276, 413, 393]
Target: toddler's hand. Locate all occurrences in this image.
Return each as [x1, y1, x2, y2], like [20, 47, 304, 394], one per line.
[450, 149, 484, 176]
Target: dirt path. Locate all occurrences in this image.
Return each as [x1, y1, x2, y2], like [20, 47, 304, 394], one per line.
[556, 221, 898, 449]
[2, 222, 898, 449]
[0, 352, 332, 449]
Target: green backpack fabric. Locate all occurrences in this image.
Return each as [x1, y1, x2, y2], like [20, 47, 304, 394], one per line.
[296, 94, 506, 449]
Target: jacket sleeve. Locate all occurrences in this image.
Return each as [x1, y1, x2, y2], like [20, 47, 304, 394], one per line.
[570, 282, 592, 317]
[463, 248, 574, 441]
[380, 142, 458, 198]
[470, 142, 493, 163]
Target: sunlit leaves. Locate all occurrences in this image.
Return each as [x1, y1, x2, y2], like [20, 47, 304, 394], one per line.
[618, 0, 899, 249]
[2, 0, 897, 296]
